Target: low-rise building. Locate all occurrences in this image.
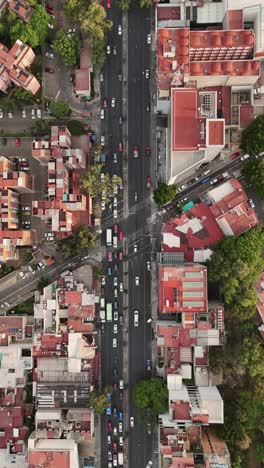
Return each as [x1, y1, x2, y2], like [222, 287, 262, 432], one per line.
[74, 43, 93, 99]
[27, 438, 79, 468]
[162, 178, 258, 262]
[32, 126, 91, 239]
[0, 40, 40, 94]
[0, 0, 33, 22]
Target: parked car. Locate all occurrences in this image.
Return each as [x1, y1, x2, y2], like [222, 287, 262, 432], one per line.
[15, 138, 20, 147]
[118, 25, 122, 35]
[103, 97, 108, 108]
[46, 51, 54, 59]
[107, 45, 111, 54]
[134, 311, 139, 326]
[145, 69, 150, 79]
[0, 109, 3, 118]
[147, 34, 151, 44]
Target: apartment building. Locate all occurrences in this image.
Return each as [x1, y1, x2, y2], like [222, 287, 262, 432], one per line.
[0, 315, 33, 467]
[0, 40, 40, 95]
[32, 126, 91, 239]
[162, 178, 259, 262]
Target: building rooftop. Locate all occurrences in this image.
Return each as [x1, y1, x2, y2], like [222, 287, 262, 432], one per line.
[158, 264, 208, 314]
[28, 438, 79, 468]
[162, 202, 224, 262]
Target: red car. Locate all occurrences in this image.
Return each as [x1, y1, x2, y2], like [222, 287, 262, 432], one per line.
[118, 251, 123, 261]
[133, 145, 139, 158]
[119, 231, 123, 241]
[15, 138, 20, 147]
[113, 441, 117, 451]
[108, 420, 113, 431]
[146, 176, 151, 188]
[146, 146, 151, 157]
[107, 0, 111, 8]
[119, 390, 123, 400]
[108, 252, 112, 262]
[118, 142, 123, 152]
[45, 5, 54, 14]
[113, 382, 118, 391]
[103, 97, 108, 108]
[114, 224, 119, 234]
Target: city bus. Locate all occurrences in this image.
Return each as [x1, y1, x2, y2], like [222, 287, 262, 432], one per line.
[106, 303, 113, 321]
[106, 228, 112, 247]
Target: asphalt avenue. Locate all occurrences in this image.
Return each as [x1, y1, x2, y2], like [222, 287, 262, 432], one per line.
[99, 1, 153, 467]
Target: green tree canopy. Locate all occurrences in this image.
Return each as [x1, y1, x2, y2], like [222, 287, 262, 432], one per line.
[64, 0, 112, 67]
[12, 89, 34, 108]
[10, 4, 50, 47]
[66, 120, 83, 135]
[89, 385, 112, 415]
[133, 378, 168, 414]
[54, 29, 81, 66]
[242, 159, 264, 199]
[50, 100, 71, 118]
[118, 0, 130, 10]
[153, 183, 177, 206]
[208, 226, 264, 320]
[57, 226, 97, 257]
[139, 0, 152, 7]
[240, 114, 264, 156]
[81, 164, 122, 201]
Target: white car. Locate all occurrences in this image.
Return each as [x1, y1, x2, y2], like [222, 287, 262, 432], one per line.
[113, 455, 117, 467]
[133, 244, 137, 253]
[130, 417, 134, 428]
[101, 200, 105, 211]
[118, 25, 122, 35]
[113, 209, 117, 219]
[119, 421, 123, 433]
[101, 276, 105, 286]
[100, 73, 104, 82]
[111, 98, 116, 107]
[113, 324, 118, 334]
[46, 51, 54, 59]
[8, 112, 13, 118]
[114, 277, 118, 286]
[113, 153, 117, 163]
[113, 426, 118, 436]
[31, 109, 35, 119]
[134, 310, 139, 326]
[147, 34, 151, 44]
[37, 108, 41, 118]
[113, 46, 117, 55]
[145, 69, 150, 79]
[119, 379, 124, 389]
[101, 135, 105, 146]
[22, 206, 31, 211]
[100, 173, 105, 181]
[119, 282, 123, 292]
[0, 109, 3, 118]
[135, 276, 139, 286]
[100, 109, 105, 120]
[107, 435, 111, 444]
[107, 45, 111, 54]
[113, 338, 117, 348]
[22, 109, 26, 118]
[114, 311, 118, 321]
[119, 436, 123, 446]
[114, 288, 118, 298]
[147, 261, 151, 271]
[113, 197, 117, 207]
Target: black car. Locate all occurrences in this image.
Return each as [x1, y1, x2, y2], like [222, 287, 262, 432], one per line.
[1, 137, 7, 145]
[113, 368, 118, 378]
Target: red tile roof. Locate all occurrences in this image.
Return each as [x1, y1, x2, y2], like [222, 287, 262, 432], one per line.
[225, 10, 243, 30]
[157, 6, 181, 21]
[171, 88, 205, 151]
[239, 104, 254, 129]
[207, 120, 224, 146]
[171, 400, 191, 421]
[159, 265, 208, 314]
[28, 450, 70, 468]
[162, 202, 224, 261]
[64, 290, 82, 305]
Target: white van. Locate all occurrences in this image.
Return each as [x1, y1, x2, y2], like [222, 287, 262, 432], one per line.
[100, 297, 105, 309]
[113, 236, 118, 248]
